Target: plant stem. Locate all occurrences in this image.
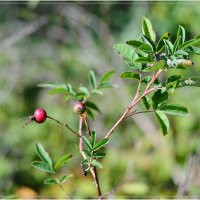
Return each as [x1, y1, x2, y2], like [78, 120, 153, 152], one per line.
[47, 115, 80, 138]
[105, 69, 163, 138]
[78, 116, 102, 199]
[82, 113, 91, 137]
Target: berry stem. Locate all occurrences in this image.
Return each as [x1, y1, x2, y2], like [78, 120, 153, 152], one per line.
[46, 116, 80, 138]
[82, 112, 91, 137]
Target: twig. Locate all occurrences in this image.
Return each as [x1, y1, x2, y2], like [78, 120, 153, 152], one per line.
[124, 110, 154, 119]
[47, 116, 80, 138]
[105, 69, 163, 138]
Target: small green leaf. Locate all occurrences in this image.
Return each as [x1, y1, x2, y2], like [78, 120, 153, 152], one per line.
[180, 38, 200, 50]
[97, 82, 116, 89]
[142, 17, 156, 42]
[82, 149, 92, 157]
[48, 88, 69, 95]
[82, 136, 93, 151]
[36, 143, 52, 167]
[152, 89, 168, 109]
[54, 154, 73, 171]
[177, 78, 200, 88]
[81, 158, 90, 165]
[91, 89, 103, 95]
[31, 161, 54, 174]
[120, 72, 140, 80]
[174, 50, 188, 56]
[138, 44, 153, 53]
[113, 43, 136, 67]
[85, 101, 101, 113]
[160, 104, 189, 116]
[44, 178, 58, 185]
[59, 174, 73, 184]
[166, 75, 182, 93]
[156, 32, 170, 53]
[142, 35, 156, 52]
[164, 39, 173, 54]
[93, 138, 109, 152]
[93, 152, 106, 158]
[142, 96, 151, 110]
[144, 60, 165, 72]
[155, 110, 169, 136]
[86, 108, 94, 120]
[91, 130, 96, 148]
[135, 57, 154, 63]
[37, 82, 63, 89]
[89, 70, 97, 89]
[91, 160, 103, 168]
[100, 70, 115, 82]
[186, 46, 200, 55]
[173, 36, 181, 53]
[126, 40, 143, 48]
[79, 87, 90, 96]
[177, 25, 186, 45]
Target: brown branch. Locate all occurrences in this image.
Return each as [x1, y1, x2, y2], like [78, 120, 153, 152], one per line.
[105, 69, 163, 138]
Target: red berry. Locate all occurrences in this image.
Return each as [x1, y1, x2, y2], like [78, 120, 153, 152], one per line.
[34, 108, 47, 123]
[73, 102, 86, 114]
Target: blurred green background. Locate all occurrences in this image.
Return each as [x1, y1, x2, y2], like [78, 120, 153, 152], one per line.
[1, 1, 200, 198]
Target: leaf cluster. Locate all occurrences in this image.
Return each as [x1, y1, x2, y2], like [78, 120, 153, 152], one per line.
[31, 143, 73, 185]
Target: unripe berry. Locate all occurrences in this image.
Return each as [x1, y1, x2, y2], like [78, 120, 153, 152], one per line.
[34, 108, 47, 123]
[73, 102, 86, 114]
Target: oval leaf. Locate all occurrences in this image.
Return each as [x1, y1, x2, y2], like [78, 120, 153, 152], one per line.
[142, 17, 156, 42]
[91, 160, 103, 168]
[31, 161, 54, 174]
[155, 110, 169, 136]
[156, 32, 170, 53]
[120, 72, 140, 80]
[54, 154, 73, 171]
[82, 136, 93, 151]
[93, 138, 109, 152]
[160, 104, 189, 116]
[85, 101, 101, 113]
[126, 40, 143, 48]
[36, 143, 52, 167]
[100, 70, 115, 82]
[59, 174, 73, 184]
[144, 60, 165, 72]
[89, 70, 97, 89]
[44, 178, 58, 185]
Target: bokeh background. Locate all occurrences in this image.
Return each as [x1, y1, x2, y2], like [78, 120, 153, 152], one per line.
[1, 1, 200, 198]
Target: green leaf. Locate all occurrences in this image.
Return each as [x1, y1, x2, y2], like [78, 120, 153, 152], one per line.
[138, 44, 153, 53]
[44, 178, 58, 185]
[31, 161, 54, 174]
[142, 35, 156, 52]
[54, 154, 73, 171]
[91, 160, 103, 168]
[177, 78, 200, 88]
[100, 70, 115, 82]
[59, 174, 73, 184]
[91, 130, 96, 148]
[152, 89, 168, 109]
[180, 38, 200, 50]
[36, 143, 52, 167]
[89, 70, 97, 89]
[166, 75, 182, 93]
[144, 60, 165, 72]
[81, 158, 90, 165]
[79, 87, 90, 96]
[160, 104, 189, 116]
[37, 82, 63, 89]
[186, 46, 200, 55]
[142, 96, 151, 110]
[113, 43, 136, 67]
[93, 138, 109, 152]
[120, 72, 140, 80]
[156, 32, 170, 53]
[85, 101, 101, 113]
[82, 149, 92, 157]
[135, 57, 154, 63]
[164, 39, 173, 54]
[173, 36, 181, 53]
[126, 40, 143, 48]
[155, 110, 169, 136]
[82, 136, 93, 151]
[91, 89, 103, 95]
[93, 152, 106, 158]
[48, 88, 69, 95]
[174, 50, 188, 56]
[177, 25, 186, 45]
[86, 108, 94, 120]
[142, 17, 156, 42]
[97, 82, 116, 89]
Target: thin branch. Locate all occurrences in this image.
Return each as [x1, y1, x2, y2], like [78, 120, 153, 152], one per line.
[124, 110, 154, 119]
[47, 116, 80, 138]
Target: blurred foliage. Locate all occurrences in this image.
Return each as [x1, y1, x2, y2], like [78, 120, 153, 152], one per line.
[1, 1, 200, 198]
